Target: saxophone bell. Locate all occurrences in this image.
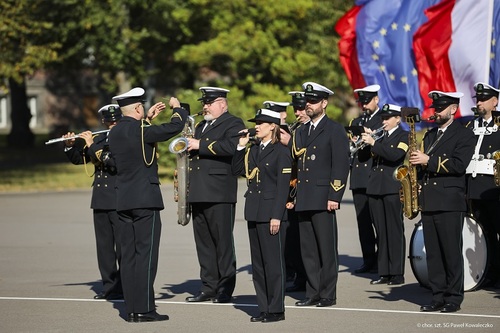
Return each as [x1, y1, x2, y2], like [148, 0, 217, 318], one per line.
[492, 150, 500, 186]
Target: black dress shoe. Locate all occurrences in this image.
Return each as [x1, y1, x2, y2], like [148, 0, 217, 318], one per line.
[262, 312, 285, 323]
[286, 283, 306, 292]
[131, 311, 169, 323]
[186, 291, 214, 302]
[295, 297, 320, 306]
[93, 292, 107, 299]
[370, 276, 390, 285]
[440, 303, 460, 313]
[127, 313, 135, 322]
[420, 301, 445, 312]
[388, 275, 405, 285]
[250, 312, 268, 322]
[354, 264, 373, 274]
[212, 293, 231, 303]
[316, 298, 336, 307]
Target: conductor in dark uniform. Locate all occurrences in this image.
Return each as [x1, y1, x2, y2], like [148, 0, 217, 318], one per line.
[410, 91, 475, 313]
[63, 104, 123, 300]
[465, 82, 500, 288]
[185, 87, 245, 304]
[362, 104, 408, 285]
[109, 87, 188, 322]
[349, 84, 383, 274]
[232, 107, 292, 323]
[292, 82, 350, 307]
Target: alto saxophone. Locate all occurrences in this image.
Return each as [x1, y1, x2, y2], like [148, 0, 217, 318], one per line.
[168, 111, 202, 226]
[493, 150, 500, 186]
[393, 111, 420, 220]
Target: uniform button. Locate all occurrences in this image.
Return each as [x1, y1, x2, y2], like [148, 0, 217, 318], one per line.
[97, 175, 101, 178]
[189, 168, 192, 171]
[306, 168, 309, 171]
[433, 182, 437, 185]
[305, 180, 309, 183]
[266, 163, 269, 166]
[356, 165, 359, 168]
[380, 168, 383, 172]
[104, 184, 108, 187]
[197, 167, 200, 170]
[424, 182, 428, 186]
[307, 157, 310, 160]
[258, 190, 261, 193]
[205, 138, 209, 141]
[97, 184, 100, 187]
[364, 164, 367, 167]
[104, 175, 108, 178]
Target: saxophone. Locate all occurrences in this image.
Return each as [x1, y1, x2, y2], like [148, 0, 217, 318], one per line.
[393, 111, 420, 220]
[168, 111, 202, 226]
[493, 150, 500, 186]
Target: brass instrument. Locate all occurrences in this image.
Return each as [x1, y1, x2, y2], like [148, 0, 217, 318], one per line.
[493, 150, 500, 186]
[45, 129, 110, 145]
[168, 111, 203, 226]
[393, 108, 420, 220]
[288, 119, 301, 132]
[350, 126, 385, 155]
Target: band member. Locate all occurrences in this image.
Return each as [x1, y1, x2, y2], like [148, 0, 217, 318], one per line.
[465, 82, 500, 288]
[63, 104, 123, 300]
[109, 87, 187, 322]
[280, 92, 308, 292]
[186, 87, 245, 304]
[409, 91, 475, 313]
[349, 84, 383, 274]
[292, 82, 350, 307]
[362, 104, 407, 285]
[232, 107, 292, 323]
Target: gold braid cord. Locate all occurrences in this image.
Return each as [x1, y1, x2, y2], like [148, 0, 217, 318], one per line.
[245, 148, 260, 182]
[141, 120, 156, 166]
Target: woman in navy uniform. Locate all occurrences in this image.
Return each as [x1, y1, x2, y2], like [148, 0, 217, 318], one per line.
[410, 91, 475, 313]
[63, 104, 123, 300]
[291, 82, 350, 308]
[108, 87, 188, 322]
[465, 82, 500, 288]
[349, 84, 384, 274]
[232, 107, 292, 323]
[185, 87, 246, 304]
[362, 104, 408, 285]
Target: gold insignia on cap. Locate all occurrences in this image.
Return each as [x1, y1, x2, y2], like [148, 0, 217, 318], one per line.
[432, 93, 439, 100]
[331, 180, 345, 192]
[306, 84, 313, 92]
[171, 112, 182, 120]
[397, 142, 409, 152]
[282, 168, 292, 174]
[437, 157, 449, 173]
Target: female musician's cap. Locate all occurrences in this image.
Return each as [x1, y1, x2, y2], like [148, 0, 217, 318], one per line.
[288, 91, 306, 109]
[197, 87, 230, 103]
[112, 87, 146, 107]
[98, 104, 122, 122]
[473, 82, 500, 100]
[302, 82, 334, 101]
[354, 84, 380, 104]
[428, 91, 463, 108]
[248, 108, 281, 125]
[262, 101, 289, 112]
[380, 103, 402, 117]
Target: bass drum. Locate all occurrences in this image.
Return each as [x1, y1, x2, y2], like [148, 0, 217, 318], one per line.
[409, 216, 488, 292]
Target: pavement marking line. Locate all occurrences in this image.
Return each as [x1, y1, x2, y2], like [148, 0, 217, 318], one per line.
[1, 297, 499, 319]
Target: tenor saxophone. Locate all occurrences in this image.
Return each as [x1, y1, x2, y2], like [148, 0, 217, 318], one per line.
[493, 150, 500, 187]
[393, 115, 420, 219]
[168, 112, 201, 226]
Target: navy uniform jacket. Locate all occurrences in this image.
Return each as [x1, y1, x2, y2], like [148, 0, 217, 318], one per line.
[65, 133, 116, 210]
[232, 142, 292, 222]
[350, 113, 383, 189]
[418, 121, 475, 212]
[465, 118, 500, 200]
[188, 112, 245, 203]
[292, 116, 350, 211]
[366, 127, 408, 196]
[108, 108, 188, 212]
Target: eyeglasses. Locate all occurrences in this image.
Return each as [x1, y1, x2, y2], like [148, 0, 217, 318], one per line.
[201, 98, 223, 106]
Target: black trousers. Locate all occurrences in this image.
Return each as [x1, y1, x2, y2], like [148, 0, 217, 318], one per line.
[284, 208, 306, 283]
[352, 189, 377, 267]
[298, 210, 338, 300]
[118, 209, 162, 314]
[248, 220, 287, 314]
[191, 202, 236, 296]
[368, 194, 405, 276]
[422, 211, 464, 305]
[93, 209, 122, 296]
[470, 199, 500, 281]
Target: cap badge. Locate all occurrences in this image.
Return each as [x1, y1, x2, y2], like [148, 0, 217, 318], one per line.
[432, 93, 439, 100]
[305, 84, 313, 92]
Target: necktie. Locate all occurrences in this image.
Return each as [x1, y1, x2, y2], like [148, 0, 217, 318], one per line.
[483, 121, 488, 127]
[437, 129, 443, 139]
[202, 120, 212, 133]
[308, 124, 315, 136]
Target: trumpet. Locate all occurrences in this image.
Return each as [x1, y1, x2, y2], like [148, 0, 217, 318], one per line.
[350, 126, 385, 155]
[45, 129, 110, 145]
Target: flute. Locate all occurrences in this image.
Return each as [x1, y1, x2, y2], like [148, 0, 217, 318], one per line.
[45, 129, 110, 145]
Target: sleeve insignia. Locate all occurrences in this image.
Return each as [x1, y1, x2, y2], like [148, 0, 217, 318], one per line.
[95, 149, 103, 161]
[171, 112, 182, 120]
[208, 141, 217, 155]
[331, 179, 345, 192]
[437, 157, 449, 173]
[397, 142, 409, 152]
[282, 168, 292, 174]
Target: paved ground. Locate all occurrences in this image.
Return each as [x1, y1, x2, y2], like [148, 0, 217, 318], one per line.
[1, 182, 499, 333]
